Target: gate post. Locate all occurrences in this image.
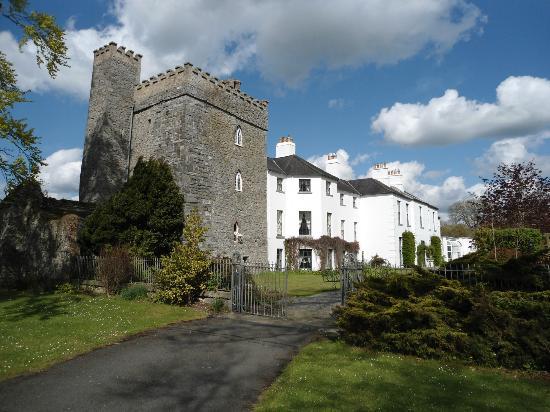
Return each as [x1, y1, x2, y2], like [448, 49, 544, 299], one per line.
[231, 252, 242, 313]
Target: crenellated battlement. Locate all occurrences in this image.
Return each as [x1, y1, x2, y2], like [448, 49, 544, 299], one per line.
[93, 41, 142, 66]
[135, 62, 268, 111]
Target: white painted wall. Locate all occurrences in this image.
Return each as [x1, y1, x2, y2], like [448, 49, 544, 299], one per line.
[267, 171, 361, 270]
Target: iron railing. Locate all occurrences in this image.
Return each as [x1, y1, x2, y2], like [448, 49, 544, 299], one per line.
[231, 262, 288, 318]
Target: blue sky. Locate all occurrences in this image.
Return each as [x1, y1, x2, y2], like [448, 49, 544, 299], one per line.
[1, 0, 549, 214]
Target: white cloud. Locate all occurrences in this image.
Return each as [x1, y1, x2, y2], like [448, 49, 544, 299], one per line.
[474, 133, 550, 175]
[308, 149, 355, 180]
[0, 0, 484, 98]
[39, 148, 82, 200]
[372, 76, 550, 146]
[328, 98, 346, 109]
[363, 160, 481, 214]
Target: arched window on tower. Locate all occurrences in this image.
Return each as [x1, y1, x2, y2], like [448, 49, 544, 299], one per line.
[233, 221, 242, 243]
[235, 126, 243, 146]
[235, 171, 242, 192]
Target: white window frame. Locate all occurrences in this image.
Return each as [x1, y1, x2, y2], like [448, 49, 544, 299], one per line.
[299, 179, 311, 193]
[326, 181, 331, 196]
[235, 125, 243, 146]
[340, 219, 345, 239]
[353, 222, 357, 242]
[276, 177, 283, 192]
[397, 200, 402, 225]
[340, 193, 345, 206]
[327, 212, 332, 236]
[277, 210, 283, 237]
[299, 211, 312, 236]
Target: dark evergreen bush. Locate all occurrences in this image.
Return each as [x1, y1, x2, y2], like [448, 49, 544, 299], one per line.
[120, 284, 149, 300]
[335, 271, 550, 371]
[79, 158, 184, 257]
[402, 231, 415, 267]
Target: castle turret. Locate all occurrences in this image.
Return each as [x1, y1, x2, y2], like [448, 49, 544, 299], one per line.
[79, 42, 142, 202]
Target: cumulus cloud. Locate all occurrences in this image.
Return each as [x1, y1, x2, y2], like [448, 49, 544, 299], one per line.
[0, 0, 484, 99]
[363, 160, 481, 214]
[474, 133, 550, 175]
[372, 76, 550, 146]
[39, 148, 82, 200]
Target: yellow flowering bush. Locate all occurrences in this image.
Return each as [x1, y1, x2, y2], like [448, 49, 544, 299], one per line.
[155, 209, 211, 305]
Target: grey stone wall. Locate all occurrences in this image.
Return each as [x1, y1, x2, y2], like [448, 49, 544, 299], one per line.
[130, 65, 268, 262]
[79, 44, 268, 262]
[0, 183, 93, 288]
[79, 42, 142, 203]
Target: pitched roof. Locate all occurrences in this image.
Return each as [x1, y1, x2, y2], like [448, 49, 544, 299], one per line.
[267, 156, 438, 209]
[267, 155, 338, 181]
[348, 178, 438, 210]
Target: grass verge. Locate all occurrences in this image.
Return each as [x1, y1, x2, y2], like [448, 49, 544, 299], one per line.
[0, 291, 206, 381]
[255, 340, 549, 411]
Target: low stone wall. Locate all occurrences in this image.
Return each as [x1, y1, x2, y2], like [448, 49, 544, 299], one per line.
[0, 183, 94, 289]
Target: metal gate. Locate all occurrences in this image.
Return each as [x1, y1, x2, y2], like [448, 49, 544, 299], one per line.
[340, 264, 364, 304]
[231, 263, 288, 318]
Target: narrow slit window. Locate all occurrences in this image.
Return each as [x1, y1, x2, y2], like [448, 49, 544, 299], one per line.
[235, 126, 243, 146]
[235, 171, 242, 192]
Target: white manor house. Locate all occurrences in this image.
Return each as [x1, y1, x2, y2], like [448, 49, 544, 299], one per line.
[266, 137, 441, 269]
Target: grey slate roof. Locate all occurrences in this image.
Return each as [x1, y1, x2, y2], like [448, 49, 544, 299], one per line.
[267, 155, 438, 209]
[267, 155, 338, 181]
[348, 178, 438, 210]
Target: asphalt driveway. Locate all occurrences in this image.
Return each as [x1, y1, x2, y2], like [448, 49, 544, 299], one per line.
[0, 291, 340, 411]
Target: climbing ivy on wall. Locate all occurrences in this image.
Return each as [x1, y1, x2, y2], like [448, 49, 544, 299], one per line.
[284, 236, 359, 270]
[402, 231, 416, 267]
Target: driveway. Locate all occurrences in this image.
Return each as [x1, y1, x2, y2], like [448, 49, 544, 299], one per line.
[0, 291, 340, 411]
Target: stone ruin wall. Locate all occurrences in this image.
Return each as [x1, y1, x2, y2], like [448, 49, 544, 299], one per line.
[0, 184, 93, 288]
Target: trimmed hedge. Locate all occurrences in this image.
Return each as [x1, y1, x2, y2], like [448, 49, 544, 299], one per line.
[474, 228, 544, 260]
[336, 271, 550, 371]
[430, 236, 443, 267]
[402, 231, 415, 267]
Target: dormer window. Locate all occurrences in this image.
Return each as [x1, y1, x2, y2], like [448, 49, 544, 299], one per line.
[235, 171, 242, 192]
[235, 126, 243, 146]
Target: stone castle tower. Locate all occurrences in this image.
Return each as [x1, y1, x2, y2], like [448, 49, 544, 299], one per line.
[79, 42, 268, 261]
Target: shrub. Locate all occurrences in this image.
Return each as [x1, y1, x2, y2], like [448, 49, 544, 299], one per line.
[473, 228, 544, 261]
[368, 254, 388, 267]
[79, 158, 184, 257]
[402, 231, 415, 267]
[335, 270, 550, 371]
[155, 209, 211, 305]
[430, 236, 443, 267]
[55, 282, 76, 295]
[97, 246, 132, 295]
[120, 284, 149, 300]
[211, 297, 226, 313]
[416, 241, 428, 267]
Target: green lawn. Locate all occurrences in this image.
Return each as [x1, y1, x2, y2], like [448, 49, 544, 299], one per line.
[287, 272, 337, 297]
[256, 340, 550, 412]
[0, 291, 206, 381]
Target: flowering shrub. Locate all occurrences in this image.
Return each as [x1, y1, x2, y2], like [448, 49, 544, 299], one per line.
[155, 209, 211, 305]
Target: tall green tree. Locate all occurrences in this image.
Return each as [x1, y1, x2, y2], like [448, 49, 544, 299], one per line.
[79, 158, 185, 257]
[0, 0, 68, 193]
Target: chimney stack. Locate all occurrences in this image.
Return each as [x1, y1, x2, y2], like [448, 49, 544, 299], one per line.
[325, 153, 340, 177]
[276, 135, 296, 158]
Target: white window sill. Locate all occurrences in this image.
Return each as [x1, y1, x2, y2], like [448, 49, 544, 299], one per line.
[298, 191, 312, 194]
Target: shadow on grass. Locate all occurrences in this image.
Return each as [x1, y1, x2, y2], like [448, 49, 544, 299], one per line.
[1, 292, 82, 321]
